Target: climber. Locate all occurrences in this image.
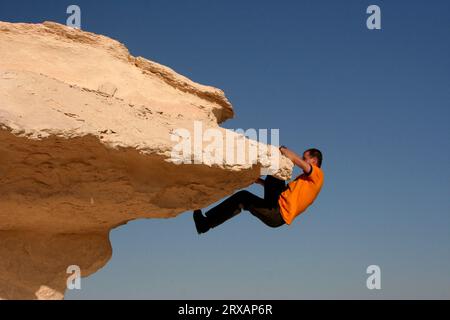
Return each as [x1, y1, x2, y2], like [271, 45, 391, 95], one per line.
[193, 147, 324, 234]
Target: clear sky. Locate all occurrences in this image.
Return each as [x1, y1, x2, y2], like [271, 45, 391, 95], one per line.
[1, 0, 449, 299]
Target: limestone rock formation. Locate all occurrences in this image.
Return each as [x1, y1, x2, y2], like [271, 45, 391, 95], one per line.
[0, 21, 293, 299]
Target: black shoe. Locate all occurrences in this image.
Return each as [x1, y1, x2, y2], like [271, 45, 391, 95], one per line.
[193, 209, 210, 234]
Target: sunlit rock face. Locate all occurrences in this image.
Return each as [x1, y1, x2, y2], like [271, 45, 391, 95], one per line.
[0, 21, 292, 299]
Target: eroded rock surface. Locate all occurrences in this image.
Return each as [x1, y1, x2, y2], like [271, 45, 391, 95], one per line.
[0, 21, 293, 299]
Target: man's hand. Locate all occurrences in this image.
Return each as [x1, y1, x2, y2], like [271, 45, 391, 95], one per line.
[279, 145, 288, 155]
[279, 146, 312, 174]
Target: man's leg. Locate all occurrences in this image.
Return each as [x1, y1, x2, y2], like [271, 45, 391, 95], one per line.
[264, 175, 286, 207]
[194, 190, 285, 234]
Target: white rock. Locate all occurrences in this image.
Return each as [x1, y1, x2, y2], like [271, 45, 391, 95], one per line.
[0, 21, 293, 299]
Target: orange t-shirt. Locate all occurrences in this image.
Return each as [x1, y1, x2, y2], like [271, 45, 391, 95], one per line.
[278, 165, 324, 225]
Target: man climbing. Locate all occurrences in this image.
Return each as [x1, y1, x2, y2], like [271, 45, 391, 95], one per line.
[193, 147, 324, 234]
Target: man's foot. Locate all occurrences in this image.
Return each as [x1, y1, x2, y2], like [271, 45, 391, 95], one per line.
[193, 209, 210, 234]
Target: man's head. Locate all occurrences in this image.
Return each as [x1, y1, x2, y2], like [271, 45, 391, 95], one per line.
[303, 148, 323, 168]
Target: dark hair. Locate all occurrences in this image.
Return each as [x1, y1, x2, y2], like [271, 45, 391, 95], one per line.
[305, 148, 323, 167]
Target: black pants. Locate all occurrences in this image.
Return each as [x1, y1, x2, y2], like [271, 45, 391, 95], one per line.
[204, 176, 287, 229]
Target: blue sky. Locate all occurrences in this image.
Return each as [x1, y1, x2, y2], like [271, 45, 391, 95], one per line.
[1, 0, 449, 299]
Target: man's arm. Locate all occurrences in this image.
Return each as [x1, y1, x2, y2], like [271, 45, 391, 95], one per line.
[279, 146, 312, 174]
